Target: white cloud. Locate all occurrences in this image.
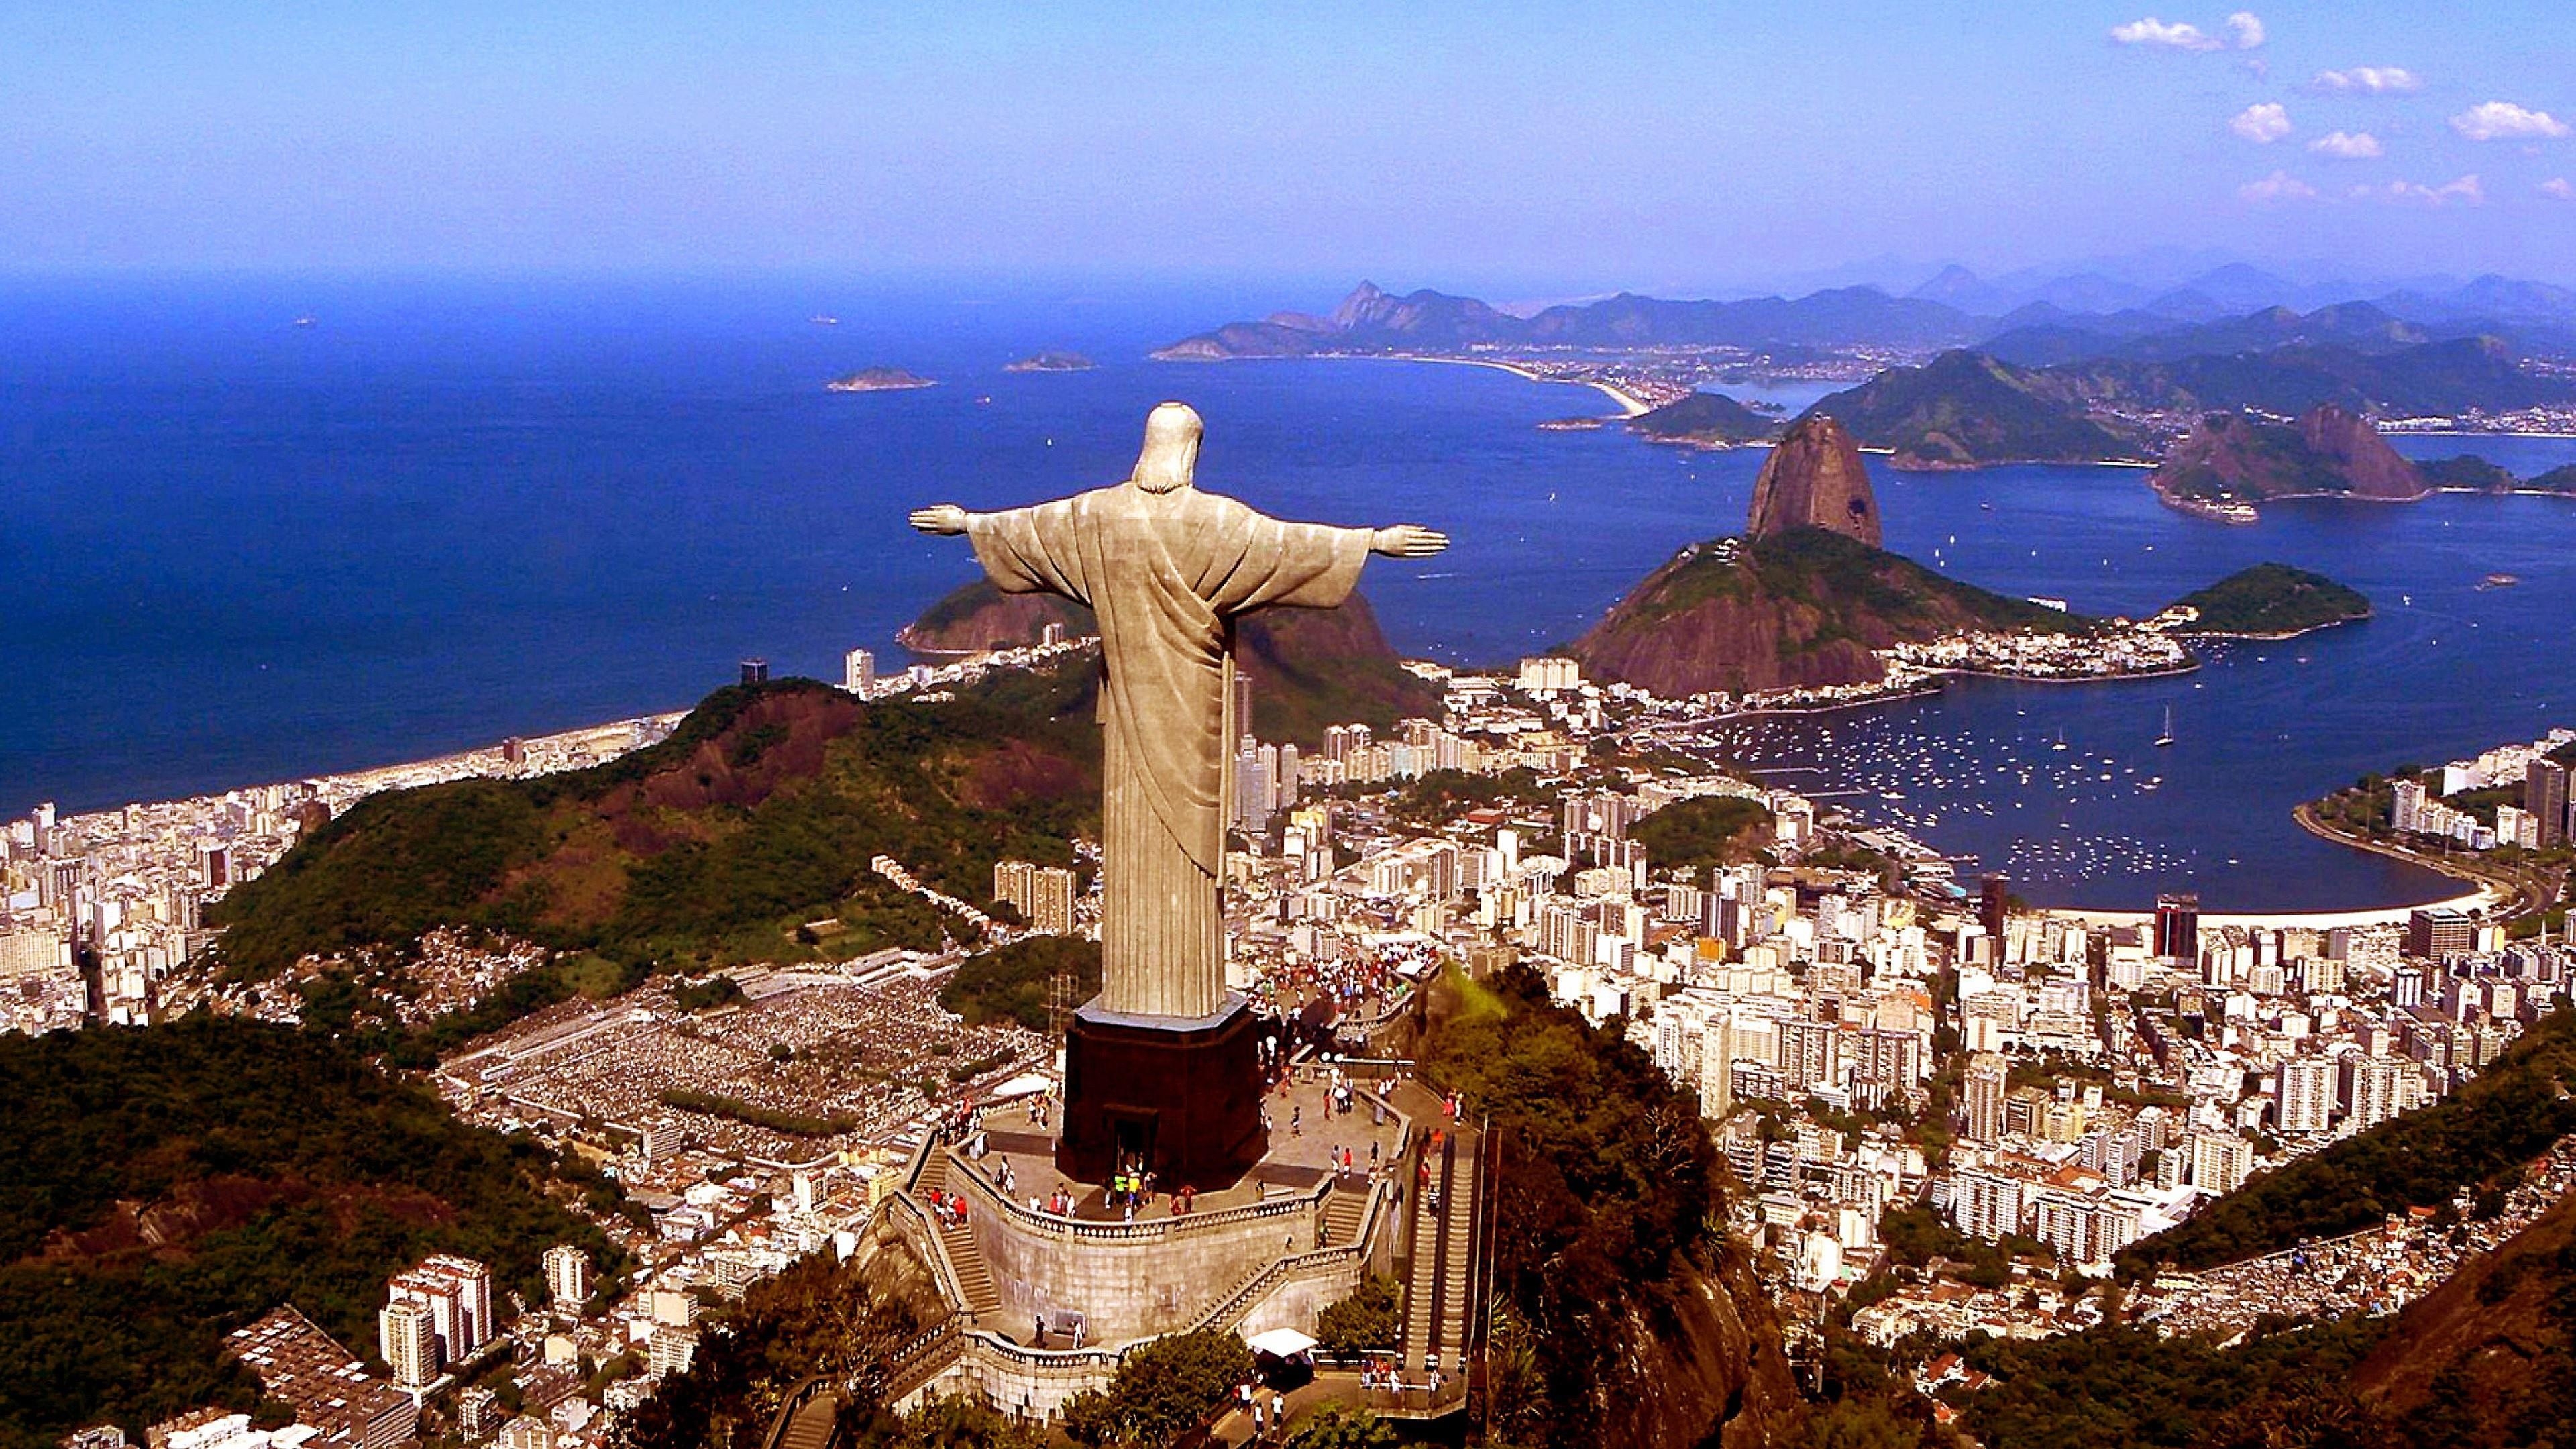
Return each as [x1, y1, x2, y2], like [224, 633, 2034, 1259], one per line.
[2542, 178, 2576, 200]
[2451, 101, 2571, 142]
[2112, 17, 2222, 50]
[2307, 130, 2383, 159]
[2312, 66, 2421, 94]
[2231, 103, 2294, 143]
[2358, 174, 2484, 206]
[2226, 11, 2265, 48]
[2239, 170, 2318, 202]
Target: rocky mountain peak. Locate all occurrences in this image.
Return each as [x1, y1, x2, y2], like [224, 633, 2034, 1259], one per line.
[1747, 413, 1883, 545]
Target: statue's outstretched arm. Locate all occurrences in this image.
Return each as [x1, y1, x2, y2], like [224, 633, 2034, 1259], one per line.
[1371, 524, 1449, 559]
[910, 504, 973, 535]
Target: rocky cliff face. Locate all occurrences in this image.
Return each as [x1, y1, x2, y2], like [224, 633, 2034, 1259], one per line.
[1570, 529, 2080, 698]
[1746, 414, 1882, 545]
[902, 580, 1440, 745]
[1603, 1251, 1809, 1449]
[2152, 403, 2429, 513]
[2299, 402, 2431, 499]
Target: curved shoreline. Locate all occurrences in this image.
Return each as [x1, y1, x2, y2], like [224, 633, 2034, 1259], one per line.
[2290, 801, 2542, 920]
[1379, 352, 1652, 417]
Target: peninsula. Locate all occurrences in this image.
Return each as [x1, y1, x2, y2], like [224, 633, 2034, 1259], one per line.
[2151, 405, 2428, 522]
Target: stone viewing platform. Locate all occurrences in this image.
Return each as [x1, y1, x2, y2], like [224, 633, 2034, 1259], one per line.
[879, 1067, 1423, 1420]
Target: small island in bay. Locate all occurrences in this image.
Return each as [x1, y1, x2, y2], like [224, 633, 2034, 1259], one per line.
[1626, 390, 1780, 449]
[1003, 350, 1096, 374]
[825, 366, 937, 392]
[2157, 562, 2372, 638]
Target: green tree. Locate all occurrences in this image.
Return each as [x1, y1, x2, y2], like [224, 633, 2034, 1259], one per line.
[1284, 1404, 1399, 1448]
[1313, 1277, 1401, 1356]
[1057, 1330, 1251, 1447]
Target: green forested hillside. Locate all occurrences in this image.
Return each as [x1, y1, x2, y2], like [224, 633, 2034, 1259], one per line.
[0, 1018, 623, 1449]
[211, 673, 1099, 982]
[2166, 564, 2371, 637]
[2121, 1006, 2576, 1273]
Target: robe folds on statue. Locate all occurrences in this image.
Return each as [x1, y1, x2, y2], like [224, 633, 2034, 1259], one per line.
[966, 485, 1373, 1020]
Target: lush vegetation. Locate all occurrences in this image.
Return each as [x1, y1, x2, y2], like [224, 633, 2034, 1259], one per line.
[612, 1252, 916, 1449]
[1283, 1405, 1399, 1447]
[2166, 563, 2371, 637]
[1631, 794, 1775, 879]
[0, 1018, 622, 1449]
[936, 936, 1102, 1033]
[1629, 390, 1779, 445]
[211, 676, 1096, 985]
[657, 1089, 857, 1138]
[2123, 1006, 2576, 1273]
[1812, 350, 2140, 466]
[1420, 963, 1726, 1443]
[1313, 1275, 1401, 1356]
[1057, 1328, 1251, 1446]
[1383, 767, 1546, 830]
[1955, 1318, 2390, 1449]
[1648, 527, 2088, 636]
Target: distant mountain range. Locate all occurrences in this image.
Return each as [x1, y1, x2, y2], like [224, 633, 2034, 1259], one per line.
[1157, 272, 2576, 363]
[1812, 334, 2575, 467]
[1153, 280, 1986, 358]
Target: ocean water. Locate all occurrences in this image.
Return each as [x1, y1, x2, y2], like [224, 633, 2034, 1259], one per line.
[5, 277, 2572, 911]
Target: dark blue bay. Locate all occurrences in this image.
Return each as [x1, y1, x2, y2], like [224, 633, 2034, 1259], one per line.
[5, 277, 2572, 910]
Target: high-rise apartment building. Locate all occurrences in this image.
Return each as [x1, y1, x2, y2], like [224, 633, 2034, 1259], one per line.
[2190, 1132, 2255, 1194]
[1963, 1053, 2008, 1145]
[542, 1244, 591, 1311]
[2528, 759, 2570, 848]
[378, 1300, 439, 1388]
[2407, 908, 2475, 961]
[386, 1255, 494, 1366]
[842, 647, 875, 698]
[2273, 1057, 2334, 1136]
[1949, 1169, 2023, 1242]
[1978, 875, 2009, 946]
[994, 859, 1079, 935]
[2340, 1055, 2406, 1132]
[2153, 892, 2200, 961]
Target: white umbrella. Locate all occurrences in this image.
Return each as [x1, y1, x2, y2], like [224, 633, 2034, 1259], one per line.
[1246, 1328, 1319, 1358]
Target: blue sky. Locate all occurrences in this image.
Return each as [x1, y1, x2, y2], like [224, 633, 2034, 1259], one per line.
[2, 1, 2569, 290]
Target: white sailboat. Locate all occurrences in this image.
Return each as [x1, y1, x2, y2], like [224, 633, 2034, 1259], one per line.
[2155, 706, 2175, 747]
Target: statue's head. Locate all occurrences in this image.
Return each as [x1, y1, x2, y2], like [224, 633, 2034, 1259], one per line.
[1130, 401, 1203, 494]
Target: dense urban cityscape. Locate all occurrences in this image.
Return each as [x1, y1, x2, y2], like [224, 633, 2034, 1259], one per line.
[9, 614, 2572, 1449]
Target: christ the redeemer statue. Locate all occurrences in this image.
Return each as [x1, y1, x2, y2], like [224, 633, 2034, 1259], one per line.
[912, 402, 1446, 1030]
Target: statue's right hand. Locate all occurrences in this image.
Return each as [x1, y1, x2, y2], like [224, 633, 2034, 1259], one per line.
[910, 504, 971, 535]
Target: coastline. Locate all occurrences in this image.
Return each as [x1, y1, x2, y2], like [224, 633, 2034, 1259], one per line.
[1382, 352, 1652, 417]
[2290, 800, 2552, 921]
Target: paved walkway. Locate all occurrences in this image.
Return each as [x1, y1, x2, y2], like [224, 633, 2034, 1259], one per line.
[955, 1068, 1407, 1218]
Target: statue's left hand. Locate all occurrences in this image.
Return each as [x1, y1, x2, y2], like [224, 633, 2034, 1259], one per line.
[910, 504, 971, 535]
[1372, 524, 1448, 559]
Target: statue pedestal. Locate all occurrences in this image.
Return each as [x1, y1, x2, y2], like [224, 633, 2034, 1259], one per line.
[1057, 994, 1266, 1190]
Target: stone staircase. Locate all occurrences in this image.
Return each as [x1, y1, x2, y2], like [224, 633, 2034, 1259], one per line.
[1399, 1118, 1483, 1379]
[773, 1393, 838, 1449]
[916, 1152, 1002, 1320]
[1322, 1181, 1371, 1246]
